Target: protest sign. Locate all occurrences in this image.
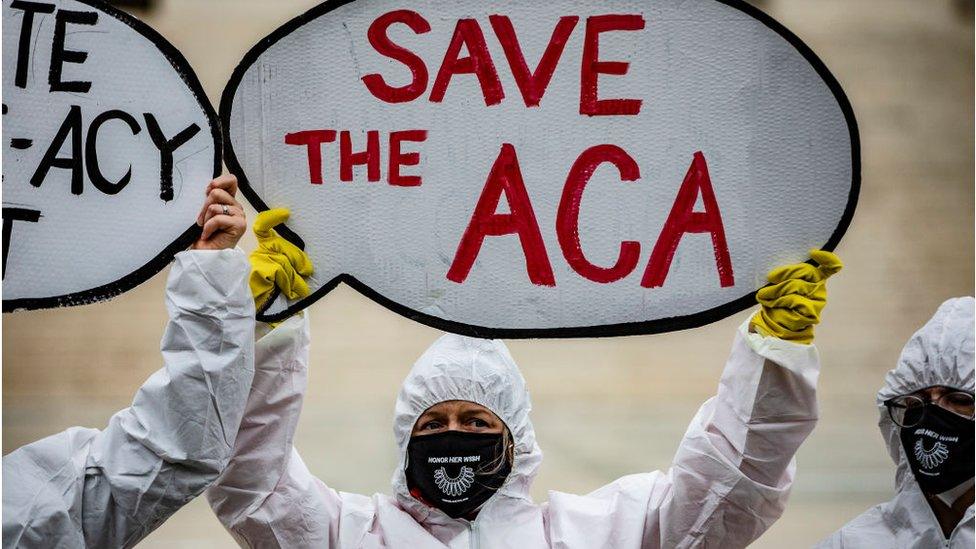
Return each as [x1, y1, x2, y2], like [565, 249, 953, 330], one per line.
[2, 0, 220, 311]
[223, 0, 859, 337]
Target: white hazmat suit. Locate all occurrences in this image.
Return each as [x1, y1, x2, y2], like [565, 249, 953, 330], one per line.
[818, 296, 975, 548]
[208, 313, 822, 548]
[2, 249, 254, 548]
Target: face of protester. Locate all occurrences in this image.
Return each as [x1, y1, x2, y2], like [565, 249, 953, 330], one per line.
[412, 400, 505, 436]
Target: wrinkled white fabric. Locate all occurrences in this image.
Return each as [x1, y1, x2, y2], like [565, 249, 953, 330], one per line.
[208, 316, 822, 548]
[2, 249, 254, 549]
[818, 296, 975, 548]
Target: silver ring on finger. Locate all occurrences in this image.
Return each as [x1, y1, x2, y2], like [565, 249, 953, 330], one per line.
[222, 205, 230, 216]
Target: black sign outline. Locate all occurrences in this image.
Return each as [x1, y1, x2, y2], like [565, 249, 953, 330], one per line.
[223, 0, 860, 338]
[2, 0, 221, 312]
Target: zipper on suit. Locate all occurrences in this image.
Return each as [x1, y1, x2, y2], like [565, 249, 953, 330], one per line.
[468, 521, 479, 549]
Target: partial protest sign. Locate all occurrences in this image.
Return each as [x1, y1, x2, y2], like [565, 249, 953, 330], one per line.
[2, 0, 220, 311]
[223, 0, 859, 337]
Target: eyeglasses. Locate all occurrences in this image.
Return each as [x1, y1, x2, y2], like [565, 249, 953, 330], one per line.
[884, 390, 975, 428]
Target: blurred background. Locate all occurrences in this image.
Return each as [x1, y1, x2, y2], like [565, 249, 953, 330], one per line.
[3, 0, 973, 546]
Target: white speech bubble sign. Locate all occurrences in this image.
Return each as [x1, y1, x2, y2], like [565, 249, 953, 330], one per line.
[224, 0, 859, 338]
[2, 0, 220, 311]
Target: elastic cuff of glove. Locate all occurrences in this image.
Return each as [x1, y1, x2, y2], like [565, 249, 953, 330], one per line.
[750, 312, 814, 345]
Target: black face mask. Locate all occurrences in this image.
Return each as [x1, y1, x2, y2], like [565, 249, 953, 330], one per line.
[406, 431, 512, 519]
[900, 404, 975, 494]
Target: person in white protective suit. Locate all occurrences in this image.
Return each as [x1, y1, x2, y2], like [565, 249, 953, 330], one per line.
[2, 176, 253, 548]
[207, 210, 843, 548]
[818, 297, 974, 548]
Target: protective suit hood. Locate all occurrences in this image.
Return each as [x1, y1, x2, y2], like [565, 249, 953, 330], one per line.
[391, 334, 543, 523]
[876, 296, 975, 491]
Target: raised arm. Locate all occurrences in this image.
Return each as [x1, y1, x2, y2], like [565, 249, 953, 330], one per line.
[650, 319, 820, 546]
[3, 177, 254, 548]
[655, 250, 843, 546]
[207, 209, 342, 548]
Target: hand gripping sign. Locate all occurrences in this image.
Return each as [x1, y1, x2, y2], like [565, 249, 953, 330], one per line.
[2, 0, 220, 311]
[224, 0, 859, 337]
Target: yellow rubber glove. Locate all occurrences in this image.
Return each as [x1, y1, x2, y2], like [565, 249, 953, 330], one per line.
[750, 249, 843, 344]
[249, 208, 313, 311]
